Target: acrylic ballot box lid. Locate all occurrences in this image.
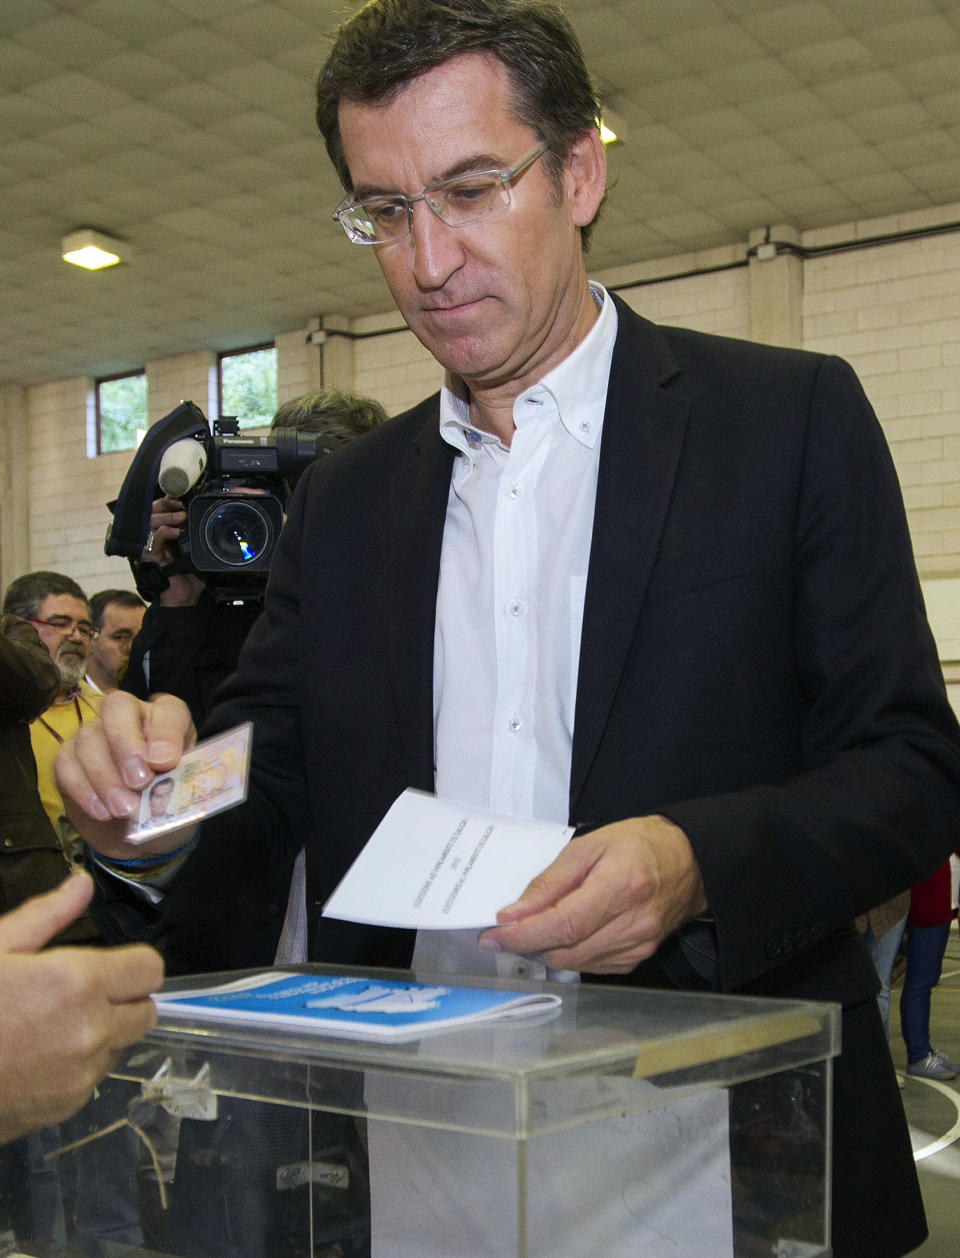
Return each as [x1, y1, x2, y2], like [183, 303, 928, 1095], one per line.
[113, 964, 839, 1140]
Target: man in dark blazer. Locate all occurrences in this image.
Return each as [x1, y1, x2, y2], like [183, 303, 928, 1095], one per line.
[58, 3, 960, 1255]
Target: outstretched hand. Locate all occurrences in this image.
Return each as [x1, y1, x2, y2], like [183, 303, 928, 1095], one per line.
[479, 815, 708, 974]
[55, 689, 197, 860]
[0, 871, 164, 1143]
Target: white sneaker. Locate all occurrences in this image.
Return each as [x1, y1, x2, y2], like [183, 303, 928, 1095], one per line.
[906, 1051, 958, 1080]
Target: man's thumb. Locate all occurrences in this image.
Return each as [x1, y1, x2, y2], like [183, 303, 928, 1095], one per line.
[0, 871, 94, 954]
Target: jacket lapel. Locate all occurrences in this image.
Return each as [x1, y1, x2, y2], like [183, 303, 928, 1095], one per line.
[386, 403, 455, 790]
[378, 304, 690, 814]
[569, 302, 690, 817]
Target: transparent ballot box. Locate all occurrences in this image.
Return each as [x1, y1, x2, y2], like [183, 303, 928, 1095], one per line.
[21, 966, 838, 1258]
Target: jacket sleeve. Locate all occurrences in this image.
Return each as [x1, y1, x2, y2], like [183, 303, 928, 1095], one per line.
[660, 354, 960, 992]
[0, 615, 59, 725]
[95, 476, 319, 973]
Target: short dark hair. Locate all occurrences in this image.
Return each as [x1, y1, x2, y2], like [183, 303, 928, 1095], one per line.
[271, 388, 389, 493]
[89, 588, 146, 629]
[271, 388, 388, 441]
[2, 571, 88, 620]
[315, 0, 603, 248]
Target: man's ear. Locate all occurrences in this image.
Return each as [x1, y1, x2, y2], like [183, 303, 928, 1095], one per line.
[564, 126, 607, 228]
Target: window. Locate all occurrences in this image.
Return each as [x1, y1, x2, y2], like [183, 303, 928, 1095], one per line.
[97, 371, 148, 454]
[218, 344, 277, 430]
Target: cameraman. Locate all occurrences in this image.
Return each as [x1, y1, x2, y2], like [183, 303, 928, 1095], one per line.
[123, 388, 387, 727]
[118, 389, 386, 1257]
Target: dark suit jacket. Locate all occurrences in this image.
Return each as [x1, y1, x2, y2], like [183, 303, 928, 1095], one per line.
[98, 296, 960, 1257]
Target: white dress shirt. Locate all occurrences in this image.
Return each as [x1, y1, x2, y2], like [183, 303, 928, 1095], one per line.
[413, 284, 618, 979]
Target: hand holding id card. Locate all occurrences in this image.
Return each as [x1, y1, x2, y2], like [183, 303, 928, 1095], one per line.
[125, 722, 252, 845]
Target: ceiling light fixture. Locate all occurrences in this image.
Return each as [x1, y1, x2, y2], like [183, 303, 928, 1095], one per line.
[61, 228, 131, 270]
[599, 105, 627, 146]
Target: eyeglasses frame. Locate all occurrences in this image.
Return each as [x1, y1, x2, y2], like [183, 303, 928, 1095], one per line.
[28, 614, 96, 641]
[333, 140, 550, 244]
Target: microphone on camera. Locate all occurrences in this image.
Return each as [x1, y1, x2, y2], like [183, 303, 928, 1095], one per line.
[158, 438, 208, 497]
[105, 400, 209, 560]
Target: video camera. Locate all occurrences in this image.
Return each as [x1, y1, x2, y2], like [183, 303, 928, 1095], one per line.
[106, 400, 346, 602]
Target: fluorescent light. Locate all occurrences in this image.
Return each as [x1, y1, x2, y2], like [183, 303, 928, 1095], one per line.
[61, 228, 130, 269]
[599, 106, 626, 146]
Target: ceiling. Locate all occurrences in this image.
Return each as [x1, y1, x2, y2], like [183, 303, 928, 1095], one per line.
[5, 0, 960, 388]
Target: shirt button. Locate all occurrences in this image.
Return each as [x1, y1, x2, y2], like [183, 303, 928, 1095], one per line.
[507, 717, 522, 733]
[513, 960, 532, 979]
[508, 483, 522, 499]
[579, 420, 591, 434]
[507, 599, 524, 617]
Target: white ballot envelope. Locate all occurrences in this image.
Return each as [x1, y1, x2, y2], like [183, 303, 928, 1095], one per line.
[322, 789, 574, 930]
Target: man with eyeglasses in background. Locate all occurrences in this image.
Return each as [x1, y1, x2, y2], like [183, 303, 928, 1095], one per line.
[3, 572, 102, 854]
[57, 2, 960, 1256]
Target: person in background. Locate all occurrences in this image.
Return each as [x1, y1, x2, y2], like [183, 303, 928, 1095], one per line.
[2, 572, 101, 872]
[123, 387, 388, 728]
[119, 387, 389, 1256]
[0, 608, 160, 1247]
[0, 612, 162, 1250]
[86, 589, 146, 694]
[55, 3, 960, 1256]
[856, 892, 910, 1039]
[1, 574, 148, 1253]
[901, 859, 960, 1080]
[0, 610, 89, 939]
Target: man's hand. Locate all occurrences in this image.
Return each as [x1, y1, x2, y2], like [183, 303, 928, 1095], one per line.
[55, 689, 197, 860]
[142, 495, 186, 563]
[0, 871, 164, 1144]
[479, 815, 708, 974]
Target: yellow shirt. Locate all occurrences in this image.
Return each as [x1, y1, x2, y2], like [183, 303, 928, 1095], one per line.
[30, 680, 102, 835]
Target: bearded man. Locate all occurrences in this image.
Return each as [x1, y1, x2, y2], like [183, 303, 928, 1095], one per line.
[2, 572, 101, 850]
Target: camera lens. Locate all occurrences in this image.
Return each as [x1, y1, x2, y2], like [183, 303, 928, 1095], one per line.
[201, 500, 273, 567]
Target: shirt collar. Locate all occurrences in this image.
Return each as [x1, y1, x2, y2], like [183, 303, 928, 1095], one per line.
[439, 283, 618, 457]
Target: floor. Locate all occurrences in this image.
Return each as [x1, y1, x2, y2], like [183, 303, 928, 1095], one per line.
[891, 927, 960, 1257]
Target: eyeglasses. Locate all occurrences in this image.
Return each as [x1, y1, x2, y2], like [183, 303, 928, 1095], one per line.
[29, 615, 95, 641]
[333, 141, 549, 245]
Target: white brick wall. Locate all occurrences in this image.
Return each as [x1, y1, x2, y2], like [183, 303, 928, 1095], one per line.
[276, 328, 322, 401]
[598, 246, 752, 341]
[24, 376, 130, 598]
[802, 220, 960, 582]
[146, 350, 217, 424]
[352, 311, 441, 415]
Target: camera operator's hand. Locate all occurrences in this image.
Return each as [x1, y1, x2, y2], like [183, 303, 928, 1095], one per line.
[142, 495, 206, 607]
[55, 690, 198, 861]
[142, 494, 185, 563]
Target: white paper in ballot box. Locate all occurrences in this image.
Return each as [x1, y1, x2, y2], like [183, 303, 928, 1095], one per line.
[364, 1031, 733, 1258]
[335, 791, 734, 1256]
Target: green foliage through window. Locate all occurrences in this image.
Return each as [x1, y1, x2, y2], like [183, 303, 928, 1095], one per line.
[219, 345, 277, 429]
[98, 373, 148, 454]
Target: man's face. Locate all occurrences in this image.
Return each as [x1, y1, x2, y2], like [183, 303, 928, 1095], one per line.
[149, 779, 174, 817]
[89, 601, 145, 690]
[33, 593, 90, 691]
[338, 53, 605, 401]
